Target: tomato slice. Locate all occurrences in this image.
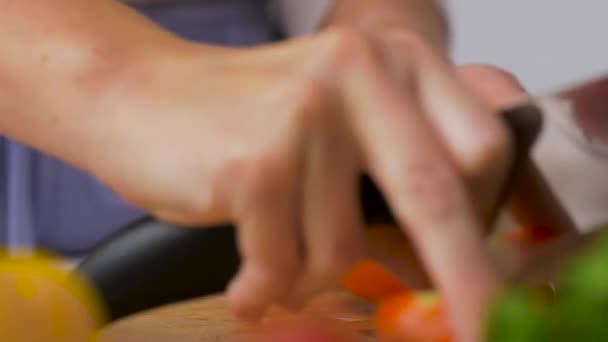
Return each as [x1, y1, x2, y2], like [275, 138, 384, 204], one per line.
[376, 292, 453, 342]
[342, 260, 453, 342]
[342, 260, 410, 303]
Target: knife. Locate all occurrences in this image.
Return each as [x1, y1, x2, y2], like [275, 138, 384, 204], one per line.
[491, 76, 608, 284]
[76, 75, 608, 323]
[542, 76, 608, 158]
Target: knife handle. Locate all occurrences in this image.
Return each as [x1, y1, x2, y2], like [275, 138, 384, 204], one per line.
[77, 104, 542, 323]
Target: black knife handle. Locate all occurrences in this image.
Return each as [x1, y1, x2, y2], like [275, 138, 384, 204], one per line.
[78, 104, 542, 323]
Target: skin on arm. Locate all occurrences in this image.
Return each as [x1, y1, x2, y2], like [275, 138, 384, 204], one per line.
[0, 0, 200, 171]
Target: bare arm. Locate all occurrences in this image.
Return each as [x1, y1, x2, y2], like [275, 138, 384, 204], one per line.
[0, 0, 198, 172]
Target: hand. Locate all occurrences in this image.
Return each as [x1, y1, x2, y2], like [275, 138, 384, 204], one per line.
[87, 27, 511, 341]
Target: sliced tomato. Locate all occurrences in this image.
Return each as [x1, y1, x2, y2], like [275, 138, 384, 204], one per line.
[376, 292, 453, 342]
[342, 260, 410, 303]
[341, 257, 457, 341]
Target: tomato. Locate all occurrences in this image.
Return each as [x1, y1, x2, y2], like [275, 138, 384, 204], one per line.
[376, 292, 452, 342]
[342, 260, 410, 303]
[342, 260, 453, 342]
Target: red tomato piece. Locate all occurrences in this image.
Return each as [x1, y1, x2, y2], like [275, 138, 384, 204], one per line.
[376, 292, 453, 342]
[342, 260, 410, 303]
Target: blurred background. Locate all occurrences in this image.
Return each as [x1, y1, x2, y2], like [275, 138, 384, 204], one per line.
[447, 0, 608, 93]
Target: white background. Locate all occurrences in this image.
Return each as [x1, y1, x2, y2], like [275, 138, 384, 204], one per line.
[447, 0, 608, 93]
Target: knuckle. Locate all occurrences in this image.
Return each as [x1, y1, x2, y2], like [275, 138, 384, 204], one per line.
[466, 123, 513, 174]
[214, 155, 251, 194]
[318, 26, 378, 71]
[289, 81, 328, 129]
[213, 155, 267, 214]
[248, 153, 290, 192]
[220, 152, 285, 195]
[216, 155, 250, 184]
[396, 160, 463, 223]
[254, 266, 290, 287]
[251, 253, 301, 286]
[324, 26, 371, 54]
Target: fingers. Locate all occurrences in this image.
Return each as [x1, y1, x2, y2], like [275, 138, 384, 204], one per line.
[417, 59, 515, 216]
[227, 142, 304, 321]
[225, 34, 515, 342]
[342, 54, 500, 342]
[458, 65, 577, 235]
[286, 108, 366, 307]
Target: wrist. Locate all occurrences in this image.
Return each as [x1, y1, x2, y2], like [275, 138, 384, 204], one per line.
[80, 39, 207, 178]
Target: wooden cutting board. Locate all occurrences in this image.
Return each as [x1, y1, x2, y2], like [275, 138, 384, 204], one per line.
[99, 291, 377, 341]
[97, 226, 424, 342]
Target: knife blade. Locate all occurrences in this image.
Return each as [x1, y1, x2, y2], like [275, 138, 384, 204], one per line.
[534, 75, 608, 158]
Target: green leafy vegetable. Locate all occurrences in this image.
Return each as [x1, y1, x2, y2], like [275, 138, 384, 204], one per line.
[487, 232, 608, 342]
[486, 289, 549, 342]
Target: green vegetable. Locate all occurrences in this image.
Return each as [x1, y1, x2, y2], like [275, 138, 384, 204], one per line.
[487, 232, 608, 342]
[486, 289, 549, 342]
[549, 234, 608, 341]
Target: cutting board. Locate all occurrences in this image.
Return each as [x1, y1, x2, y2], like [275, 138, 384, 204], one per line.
[99, 291, 377, 341]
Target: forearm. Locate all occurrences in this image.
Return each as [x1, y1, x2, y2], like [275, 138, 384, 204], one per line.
[0, 0, 196, 171]
[322, 0, 449, 52]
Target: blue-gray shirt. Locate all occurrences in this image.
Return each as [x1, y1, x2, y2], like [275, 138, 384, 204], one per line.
[0, 0, 279, 256]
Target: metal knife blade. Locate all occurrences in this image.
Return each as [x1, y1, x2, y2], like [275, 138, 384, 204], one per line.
[534, 75, 608, 158]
